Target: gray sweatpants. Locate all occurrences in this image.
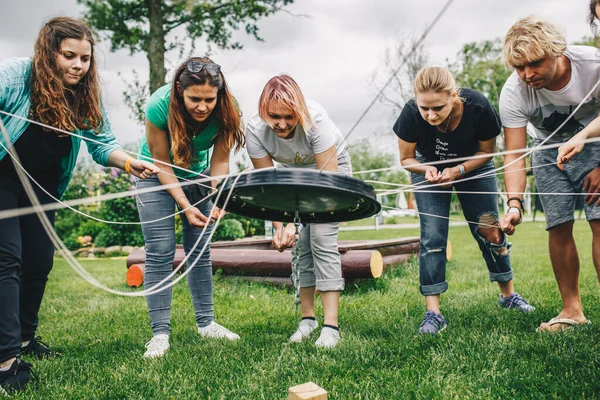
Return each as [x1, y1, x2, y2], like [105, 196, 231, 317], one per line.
[296, 150, 352, 292]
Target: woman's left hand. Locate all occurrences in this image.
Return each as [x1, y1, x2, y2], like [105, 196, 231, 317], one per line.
[439, 166, 461, 187]
[128, 160, 160, 180]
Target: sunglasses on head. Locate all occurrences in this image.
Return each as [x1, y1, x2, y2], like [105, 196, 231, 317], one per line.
[186, 60, 221, 76]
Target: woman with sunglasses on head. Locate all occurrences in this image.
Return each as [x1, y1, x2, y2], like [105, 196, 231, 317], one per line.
[0, 17, 159, 393]
[394, 66, 534, 335]
[246, 74, 351, 348]
[136, 57, 244, 358]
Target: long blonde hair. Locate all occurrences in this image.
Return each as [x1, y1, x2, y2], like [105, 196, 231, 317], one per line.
[30, 16, 103, 133]
[167, 57, 244, 168]
[258, 75, 314, 132]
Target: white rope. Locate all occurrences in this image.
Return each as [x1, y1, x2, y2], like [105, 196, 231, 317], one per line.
[0, 139, 214, 225]
[0, 115, 246, 297]
[0, 109, 213, 189]
[380, 205, 499, 230]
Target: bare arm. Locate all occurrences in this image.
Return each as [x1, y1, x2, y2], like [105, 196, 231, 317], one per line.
[249, 154, 293, 251]
[398, 138, 441, 183]
[557, 115, 600, 169]
[146, 119, 208, 227]
[314, 145, 338, 172]
[209, 134, 231, 189]
[107, 149, 160, 180]
[438, 137, 496, 186]
[499, 126, 528, 234]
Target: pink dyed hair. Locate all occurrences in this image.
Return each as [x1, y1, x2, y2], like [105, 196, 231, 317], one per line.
[258, 74, 314, 131]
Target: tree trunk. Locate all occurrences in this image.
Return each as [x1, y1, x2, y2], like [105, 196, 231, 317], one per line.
[146, 0, 167, 93]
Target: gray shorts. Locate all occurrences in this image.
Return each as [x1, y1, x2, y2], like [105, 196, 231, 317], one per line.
[532, 140, 600, 230]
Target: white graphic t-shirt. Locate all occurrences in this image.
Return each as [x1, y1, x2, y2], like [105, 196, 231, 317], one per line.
[245, 99, 347, 168]
[500, 45, 600, 143]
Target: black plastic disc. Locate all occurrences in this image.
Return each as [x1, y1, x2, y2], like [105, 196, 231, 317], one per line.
[213, 168, 381, 223]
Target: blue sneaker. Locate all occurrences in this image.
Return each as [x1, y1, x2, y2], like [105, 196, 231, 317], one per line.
[499, 292, 535, 313]
[418, 310, 447, 334]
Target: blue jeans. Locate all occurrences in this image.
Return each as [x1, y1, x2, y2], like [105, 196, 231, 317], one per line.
[412, 161, 513, 296]
[137, 176, 215, 335]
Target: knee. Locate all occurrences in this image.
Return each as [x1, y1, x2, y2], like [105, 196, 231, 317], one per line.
[476, 213, 510, 256]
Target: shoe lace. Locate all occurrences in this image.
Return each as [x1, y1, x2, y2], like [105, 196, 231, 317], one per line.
[421, 312, 442, 329]
[506, 294, 527, 309]
[29, 336, 49, 352]
[145, 336, 168, 351]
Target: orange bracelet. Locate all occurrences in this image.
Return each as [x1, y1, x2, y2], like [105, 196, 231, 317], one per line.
[124, 157, 133, 174]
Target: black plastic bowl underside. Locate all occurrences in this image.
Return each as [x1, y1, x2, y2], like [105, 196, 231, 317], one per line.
[213, 168, 381, 223]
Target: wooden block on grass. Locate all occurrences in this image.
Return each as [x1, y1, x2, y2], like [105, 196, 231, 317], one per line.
[288, 382, 327, 400]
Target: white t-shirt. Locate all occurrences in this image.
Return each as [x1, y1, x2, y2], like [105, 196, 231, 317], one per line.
[499, 45, 600, 143]
[245, 99, 347, 168]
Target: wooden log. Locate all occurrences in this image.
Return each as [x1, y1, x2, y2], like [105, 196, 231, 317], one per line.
[126, 263, 145, 288]
[288, 382, 327, 400]
[125, 237, 419, 286]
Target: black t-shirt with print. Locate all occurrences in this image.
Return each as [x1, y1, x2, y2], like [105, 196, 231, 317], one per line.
[392, 88, 501, 167]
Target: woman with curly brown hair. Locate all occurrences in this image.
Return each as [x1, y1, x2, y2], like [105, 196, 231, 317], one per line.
[0, 17, 158, 393]
[136, 57, 245, 358]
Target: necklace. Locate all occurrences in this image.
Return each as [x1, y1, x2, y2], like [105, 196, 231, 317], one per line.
[191, 121, 203, 139]
[439, 113, 452, 133]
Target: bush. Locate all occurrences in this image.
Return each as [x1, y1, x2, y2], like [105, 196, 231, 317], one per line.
[223, 213, 265, 237]
[212, 219, 245, 242]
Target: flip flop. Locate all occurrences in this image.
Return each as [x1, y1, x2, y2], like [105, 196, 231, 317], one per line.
[536, 317, 591, 333]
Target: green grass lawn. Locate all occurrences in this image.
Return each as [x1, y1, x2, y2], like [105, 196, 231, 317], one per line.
[14, 221, 600, 399]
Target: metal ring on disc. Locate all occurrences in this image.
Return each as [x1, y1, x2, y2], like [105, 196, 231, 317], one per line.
[213, 168, 381, 223]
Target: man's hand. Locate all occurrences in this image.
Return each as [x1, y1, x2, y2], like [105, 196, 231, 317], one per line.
[583, 167, 600, 206]
[499, 211, 521, 235]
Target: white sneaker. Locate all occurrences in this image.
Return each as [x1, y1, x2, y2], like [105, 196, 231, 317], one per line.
[289, 319, 319, 343]
[197, 321, 240, 340]
[143, 334, 170, 358]
[315, 327, 340, 348]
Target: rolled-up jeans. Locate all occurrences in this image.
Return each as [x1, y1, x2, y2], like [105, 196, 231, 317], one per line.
[136, 176, 215, 335]
[412, 160, 513, 296]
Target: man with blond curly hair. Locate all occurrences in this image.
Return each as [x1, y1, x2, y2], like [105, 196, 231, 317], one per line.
[499, 16, 600, 332]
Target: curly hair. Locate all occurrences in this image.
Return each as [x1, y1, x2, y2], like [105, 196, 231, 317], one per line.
[168, 57, 244, 168]
[30, 17, 103, 133]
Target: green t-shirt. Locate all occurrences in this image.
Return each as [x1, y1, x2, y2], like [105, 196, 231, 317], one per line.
[140, 84, 219, 179]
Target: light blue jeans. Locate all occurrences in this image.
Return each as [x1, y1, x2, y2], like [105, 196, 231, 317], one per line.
[412, 161, 513, 296]
[137, 176, 215, 335]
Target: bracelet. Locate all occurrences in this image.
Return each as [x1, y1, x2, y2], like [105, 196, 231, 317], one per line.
[507, 206, 523, 224]
[506, 196, 523, 210]
[457, 164, 466, 178]
[124, 157, 133, 174]
[175, 194, 187, 210]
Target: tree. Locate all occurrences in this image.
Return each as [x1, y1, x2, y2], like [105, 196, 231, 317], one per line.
[79, 0, 295, 121]
[371, 35, 429, 119]
[349, 139, 409, 208]
[448, 39, 510, 113]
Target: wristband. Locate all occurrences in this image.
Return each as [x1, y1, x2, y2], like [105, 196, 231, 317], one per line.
[457, 164, 466, 178]
[507, 206, 523, 224]
[124, 157, 133, 174]
[506, 196, 523, 210]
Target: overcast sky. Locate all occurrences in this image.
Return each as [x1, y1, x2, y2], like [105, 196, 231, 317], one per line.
[0, 0, 593, 165]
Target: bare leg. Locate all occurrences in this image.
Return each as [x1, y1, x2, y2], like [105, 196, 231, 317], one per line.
[590, 220, 600, 284]
[0, 357, 16, 369]
[498, 280, 515, 298]
[299, 286, 316, 318]
[425, 294, 441, 314]
[538, 221, 586, 331]
[320, 291, 340, 327]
